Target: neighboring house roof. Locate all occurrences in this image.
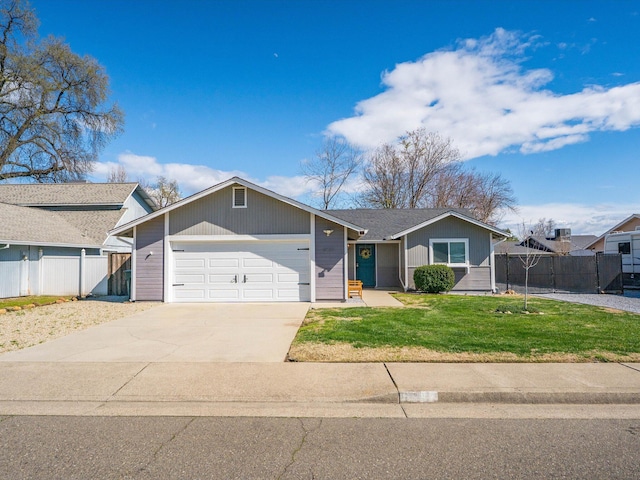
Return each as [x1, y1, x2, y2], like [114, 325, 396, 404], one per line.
[0, 203, 101, 248]
[0, 182, 156, 210]
[110, 177, 369, 237]
[526, 235, 598, 253]
[328, 208, 509, 241]
[494, 240, 554, 255]
[585, 213, 640, 250]
[0, 182, 155, 248]
[53, 209, 127, 245]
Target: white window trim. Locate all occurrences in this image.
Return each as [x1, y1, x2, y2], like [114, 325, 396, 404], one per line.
[232, 186, 247, 208]
[429, 238, 470, 271]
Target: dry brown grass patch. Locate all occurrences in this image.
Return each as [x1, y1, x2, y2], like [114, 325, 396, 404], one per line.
[287, 342, 640, 363]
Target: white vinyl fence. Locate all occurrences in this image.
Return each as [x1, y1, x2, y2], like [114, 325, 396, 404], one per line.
[41, 255, 108, 296]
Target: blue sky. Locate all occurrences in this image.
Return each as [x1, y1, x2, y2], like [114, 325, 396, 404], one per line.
[30, 0, 640, 234]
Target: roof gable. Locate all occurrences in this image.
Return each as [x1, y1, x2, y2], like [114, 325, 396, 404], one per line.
[110, 177, 368, 236]
[329, 208, 509, 241]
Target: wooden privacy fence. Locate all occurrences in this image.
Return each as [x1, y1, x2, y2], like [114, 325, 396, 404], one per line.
[108, 252, 131, 296]
[495, 253, 623, 294]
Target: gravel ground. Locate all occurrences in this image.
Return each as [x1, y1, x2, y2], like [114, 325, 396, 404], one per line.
[535, 291, 640, 314]
[0, 296, 160, 354]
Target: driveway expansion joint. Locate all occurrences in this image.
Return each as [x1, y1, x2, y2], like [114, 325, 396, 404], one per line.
[619, 362, 640, 373]
[108, 362, 152, 399]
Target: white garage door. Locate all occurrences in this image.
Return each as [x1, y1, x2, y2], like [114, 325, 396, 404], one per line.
[172, 240, 310, 302]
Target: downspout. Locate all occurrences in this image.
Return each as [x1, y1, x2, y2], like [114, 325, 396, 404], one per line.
[491, 236, 507, 293]
[398, 240, 406, 291]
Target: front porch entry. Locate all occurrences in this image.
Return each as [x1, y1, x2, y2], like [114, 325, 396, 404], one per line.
[356, 243, 376, 287]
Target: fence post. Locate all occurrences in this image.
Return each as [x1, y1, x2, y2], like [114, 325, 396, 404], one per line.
[506, 253, 510, 291]
[80, 249, 86, 298]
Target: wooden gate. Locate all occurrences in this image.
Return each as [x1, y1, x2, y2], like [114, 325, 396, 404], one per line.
[108, 253, 131, 296]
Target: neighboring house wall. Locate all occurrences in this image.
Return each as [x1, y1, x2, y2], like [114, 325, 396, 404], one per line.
[591, 217, 640, 252]
[406, 216, 492, 291]
[315, 218, 345, 300]
[376, 243, 401, 288]
[135, 215, 165, 301]
[169, 186, 310, 236]
[105, 190, 155, 252]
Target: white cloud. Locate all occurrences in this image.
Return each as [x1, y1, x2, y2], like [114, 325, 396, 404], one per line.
[327, 28, 640, 159]
[500, 203, 640, 235]
[93, 152, 313, 199]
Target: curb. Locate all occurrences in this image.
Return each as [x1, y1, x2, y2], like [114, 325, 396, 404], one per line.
[398, 390, 640, 405]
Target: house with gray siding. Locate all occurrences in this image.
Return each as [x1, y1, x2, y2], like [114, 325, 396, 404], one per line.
[0, 183, 156, 298]
[111, 177, 508, 303]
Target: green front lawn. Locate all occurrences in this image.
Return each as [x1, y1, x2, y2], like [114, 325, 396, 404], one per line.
[0, 296, 67, 309]
[289, 294, 640, 362]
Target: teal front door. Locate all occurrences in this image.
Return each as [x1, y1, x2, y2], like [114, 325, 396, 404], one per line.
[356, 244, 376, 287]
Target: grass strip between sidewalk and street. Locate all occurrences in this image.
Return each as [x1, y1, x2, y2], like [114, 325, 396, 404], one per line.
[288, 294, 640, 363]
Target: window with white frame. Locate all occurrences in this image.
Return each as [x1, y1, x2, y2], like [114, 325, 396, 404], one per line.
[429, 239, 469, 266]
[232, 186, 247, 208]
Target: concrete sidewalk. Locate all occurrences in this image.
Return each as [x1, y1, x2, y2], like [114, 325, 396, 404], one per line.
[1, 362, 639, 418]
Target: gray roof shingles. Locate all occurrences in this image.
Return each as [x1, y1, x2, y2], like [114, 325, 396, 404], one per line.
[0, 183, 138, 206]
[0, 203, 100, 246]
[327, 208, 472, 241]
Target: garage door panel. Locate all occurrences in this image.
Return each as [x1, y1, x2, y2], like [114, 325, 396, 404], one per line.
[175, 273, 206, 283]
[246, 273, 274, 283]
[174, 289, 206, 299]
[278, 288, 306, 299]
[277, 273, 300, 282]
[208, 288, 240, 300]
[208, 274, 238, 284]
[243, 258, 274, 268]
[209, 258, 239, 268]
[243, 289, 274, 299]
[172, 240, 311, 302]
[175, 258, 206, 268]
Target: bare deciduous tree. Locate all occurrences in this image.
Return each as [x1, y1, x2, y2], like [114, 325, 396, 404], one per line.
[301, 137, 361, 209]
[360, 143, 406, 208]
[139, 175, 181, 208]
[0, 0, 124, 182]
[532, 218, 557, 238]
[519, 221, 542, 311]
[360, 128, 516, 223]
[106, 164, 128, 183]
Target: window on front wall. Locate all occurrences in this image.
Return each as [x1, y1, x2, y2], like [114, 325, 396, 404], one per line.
[618, 242, 631, 255]
[232, 186, 247, 208]
[430, 239, 469, 266]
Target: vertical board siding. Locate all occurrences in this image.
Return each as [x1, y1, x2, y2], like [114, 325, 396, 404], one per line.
[407, 216, 490, 267]
[136, 215, 164, 301]
[376, 243, 401, 287]
[408, 266, 491, 291]
[315, 218, 345, 300]
[0, 246, 22, 298]
[405, 216, 492, 291]
[169, 186, 310, 236]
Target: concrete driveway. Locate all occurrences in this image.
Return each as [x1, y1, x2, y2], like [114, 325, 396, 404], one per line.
[0, 303, 309, 363]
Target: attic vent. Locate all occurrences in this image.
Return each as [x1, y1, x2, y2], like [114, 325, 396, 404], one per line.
[232, 186, 247, 208]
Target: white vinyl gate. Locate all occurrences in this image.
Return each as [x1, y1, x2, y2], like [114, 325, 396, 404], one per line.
[172, 240, 310, 302]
